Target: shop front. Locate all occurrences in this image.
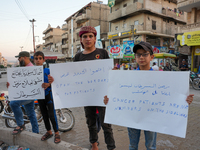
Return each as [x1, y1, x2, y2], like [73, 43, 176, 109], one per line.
[177, 30, 200, 72]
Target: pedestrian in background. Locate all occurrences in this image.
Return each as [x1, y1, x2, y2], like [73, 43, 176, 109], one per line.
[152, 62, 159, 71]
[179, 59, 188, 71]
[34, 51, 61, 144]
[163, 62, 172, 71]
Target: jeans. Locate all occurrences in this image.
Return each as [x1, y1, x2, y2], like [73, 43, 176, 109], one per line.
[127, 128, 157, 150]
[84, 106, 116, 150]
[10, 100, 39, 134]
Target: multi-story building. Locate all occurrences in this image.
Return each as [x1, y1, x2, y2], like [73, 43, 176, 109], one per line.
[177, 0, 200, 71]
[43, 24, 65, 52]
[36, 44, 45, 52]
[0, 52, 2, 65]
[63, 1, 110, 59]
[107, 0, 187, 63]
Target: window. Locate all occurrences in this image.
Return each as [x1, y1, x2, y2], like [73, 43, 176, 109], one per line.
[134, 20, 139, 26]
[133, 0, 138, 3]
[152, 20, 156, 30]
[174, 22, 177, 25]
[115, 26, 119, 30]
[123, 3, 127, 7]
[122, 23, 127, 28]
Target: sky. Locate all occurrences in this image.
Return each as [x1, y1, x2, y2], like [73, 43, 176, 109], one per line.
[0, 0, 108, 62]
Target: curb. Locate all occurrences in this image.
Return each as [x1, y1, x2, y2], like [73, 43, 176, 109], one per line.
[0, 127, 88, 150]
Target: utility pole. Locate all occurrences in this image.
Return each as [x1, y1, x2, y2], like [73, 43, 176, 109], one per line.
[29, 19, 36, 53]
[20, 46, 23, 51]
[131, 25, 134, 41]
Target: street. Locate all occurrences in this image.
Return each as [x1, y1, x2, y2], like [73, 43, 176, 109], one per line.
[0, 73, 200, 150]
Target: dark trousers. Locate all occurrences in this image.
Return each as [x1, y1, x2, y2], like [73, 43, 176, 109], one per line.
[84, 106, 116, 150]
[38, 93, 58, 133]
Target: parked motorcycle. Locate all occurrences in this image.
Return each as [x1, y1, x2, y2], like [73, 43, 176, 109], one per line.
[0, 93, 6, 113]
[190, 71, 200, 90]
[2, 96, 75, 132]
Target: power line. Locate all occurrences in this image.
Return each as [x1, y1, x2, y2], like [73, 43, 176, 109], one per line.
[15, 0, 30, 20]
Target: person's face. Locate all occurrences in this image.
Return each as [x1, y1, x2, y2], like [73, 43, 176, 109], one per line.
[182, 61, 186, 64]
[18, 57, 25, 66]
[34, 55, 45, 66]
[166, 62, 169, 66]
[135, 49, 154, 67]
[80, 33, 96, 49]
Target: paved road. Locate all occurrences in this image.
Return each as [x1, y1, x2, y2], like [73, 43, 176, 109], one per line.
[0, 74, 200, 150]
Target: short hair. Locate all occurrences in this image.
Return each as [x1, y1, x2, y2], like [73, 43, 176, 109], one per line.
[34, 51, 44, 59]
[153, 62, 156, 65]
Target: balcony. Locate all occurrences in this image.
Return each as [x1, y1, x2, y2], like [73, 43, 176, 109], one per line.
[76, 27, 81, 34]
[108, 2, 143, 22]
[162, 9, 185, 21]
[62, 32, 68, 39]
[62, 44, 68, 49]
[44, 39, 53, 46]
[76, 13, 89, 24]
[180, 22, 200, 32]
[177, 0, 200, 12]
[43, 32, 53, 40]
[76, 39, 81, 45]
[62, 24, 68, 30]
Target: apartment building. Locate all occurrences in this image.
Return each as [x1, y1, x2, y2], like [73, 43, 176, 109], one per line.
[43, 24, 65, 52]
[0, 53, 7, 67]
[108, 0, 187, 61]
[177, 0, 200, 71]
[62, 2, 110, 59]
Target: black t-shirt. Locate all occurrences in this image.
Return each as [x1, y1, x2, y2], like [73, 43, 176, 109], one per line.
[74, 48, 109, 61]
[179, 64, 188, 71]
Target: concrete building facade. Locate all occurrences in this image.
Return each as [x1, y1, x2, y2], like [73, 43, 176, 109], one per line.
[62, 2, 110, 59]
[107, 0, 187, 62]
[177, 0, 200, 71]
[43, 24, 65, 52]
[0, 52, 7, 67]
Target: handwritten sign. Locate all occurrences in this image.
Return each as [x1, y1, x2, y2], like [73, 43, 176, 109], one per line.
[50, 59, 113, 109]
[105, 70, 189, 138]
[7, 66, 45, 100]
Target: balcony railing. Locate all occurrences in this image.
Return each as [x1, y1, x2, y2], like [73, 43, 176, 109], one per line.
[162, 9, 185, 21]
[180, 22, 200, 32]
[62, 44, 68, 49]
[76, 13, 89, 23]
[177, 0, 200, 8]
[76, 39, 81, 45]
[44, 39, 53, 46]
[62, 32, 68, 39]
[62, 24, 68, 30]
[43, 32, 53, 40]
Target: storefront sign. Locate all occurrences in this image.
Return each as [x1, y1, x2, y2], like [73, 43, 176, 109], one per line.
[108, 45, 123, 58]
[108, 33, 119, 39]
[177, 30, 200, 46]
[108, 0, 115, 7]
[123, 40, 134, 55]
[152, 46, 168, 53]
[195, 46, 200, 55]
[121, 30, 132, 37]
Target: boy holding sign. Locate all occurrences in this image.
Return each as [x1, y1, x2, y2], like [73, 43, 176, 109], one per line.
[34, 51, 61, 144]
[104, 41, 194, 150]
[48, 26, 115, 150]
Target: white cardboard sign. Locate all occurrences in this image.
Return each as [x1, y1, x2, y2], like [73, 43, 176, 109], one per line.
[50, 59, 113, 109]
[105, 70, 189, 138]
[7, 66, 45, 100]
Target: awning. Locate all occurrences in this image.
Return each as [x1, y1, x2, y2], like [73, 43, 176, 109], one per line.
[154, 53, 176, 58]
[123, 54, 135, 59]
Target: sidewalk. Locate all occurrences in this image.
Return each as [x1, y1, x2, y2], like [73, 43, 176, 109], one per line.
[0, 92, 200, 149]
